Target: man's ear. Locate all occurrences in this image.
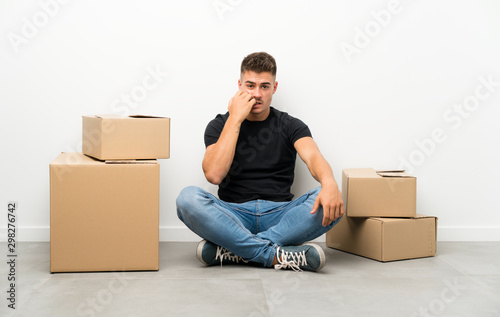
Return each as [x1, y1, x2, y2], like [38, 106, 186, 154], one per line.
[273, 81, 278, 94]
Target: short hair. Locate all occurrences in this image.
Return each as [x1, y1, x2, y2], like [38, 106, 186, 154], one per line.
[240, 52, 277, 77]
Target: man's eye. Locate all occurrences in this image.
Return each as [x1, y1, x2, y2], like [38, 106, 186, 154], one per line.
[262, 86, 269, 89]
[247, 85, 254, 88]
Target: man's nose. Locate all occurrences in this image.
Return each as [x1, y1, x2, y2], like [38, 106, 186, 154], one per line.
[252, 87, 262, 99]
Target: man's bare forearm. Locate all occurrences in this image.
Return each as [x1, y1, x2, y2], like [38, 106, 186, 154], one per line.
[309, 153, 338, 188]
[202, 116, 241, 185]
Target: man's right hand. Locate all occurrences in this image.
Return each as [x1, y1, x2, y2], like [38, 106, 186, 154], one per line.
[228, 90, 256, 123]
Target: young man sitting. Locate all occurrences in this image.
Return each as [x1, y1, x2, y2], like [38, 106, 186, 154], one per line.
[176, 52, 344, 272]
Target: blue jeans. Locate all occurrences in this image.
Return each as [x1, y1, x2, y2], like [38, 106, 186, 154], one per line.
[176, 186, 342, 267]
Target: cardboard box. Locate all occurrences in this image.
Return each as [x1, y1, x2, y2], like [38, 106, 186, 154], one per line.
[342, 168, 416, 217]
[50, 152, 159, 272]
[326, 214, 437, 262]
[82, 114, 170, 160]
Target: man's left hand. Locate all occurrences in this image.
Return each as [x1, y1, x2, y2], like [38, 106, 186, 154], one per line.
[310, 185, 345, 227]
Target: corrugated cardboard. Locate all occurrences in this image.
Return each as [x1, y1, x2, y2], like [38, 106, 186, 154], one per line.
[342, 168, 416, 217]
[50, 152, 159, 272]
[326, 214, 437, 262]
[82, 114, 170, 160]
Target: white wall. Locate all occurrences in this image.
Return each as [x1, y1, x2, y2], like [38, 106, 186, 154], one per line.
[1, 0, 499, 242]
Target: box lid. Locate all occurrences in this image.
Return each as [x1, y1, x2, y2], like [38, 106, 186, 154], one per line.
[376, 170, 414, 178]
[370, 214, 437, 223]
[344, 168, 415, 179]
[50, 153, 158, 165]
[83, 114, 169, 119]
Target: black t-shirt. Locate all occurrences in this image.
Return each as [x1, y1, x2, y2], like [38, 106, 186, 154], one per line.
[204, 107, 312, 203]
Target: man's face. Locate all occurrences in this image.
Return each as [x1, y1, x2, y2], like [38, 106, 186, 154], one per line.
[238, 71, 278, 120]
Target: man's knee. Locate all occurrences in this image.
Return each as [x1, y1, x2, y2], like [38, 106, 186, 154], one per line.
[176, 186, 204, 219]
[310, 186, 321, 195]
[305, 186, 321, 201]
[177, 186, 200, 205]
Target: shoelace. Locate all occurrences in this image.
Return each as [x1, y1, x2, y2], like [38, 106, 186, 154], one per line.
[215, 246, 248, 267]
[274, 247, 307, 272]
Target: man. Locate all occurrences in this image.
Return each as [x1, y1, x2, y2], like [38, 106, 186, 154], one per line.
[177, 52, 344, 272]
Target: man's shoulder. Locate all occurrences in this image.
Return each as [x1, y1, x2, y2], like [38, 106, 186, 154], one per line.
[270, 107, 305, 125]
[204, 111, 229, 146]
[270, 106, 286, 117]
[214, 111, 230, 121]
[207, 111, 229, 127]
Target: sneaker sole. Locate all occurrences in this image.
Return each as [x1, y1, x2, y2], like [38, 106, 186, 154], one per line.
[196, 239, 209, 265]
[302, 243, 326, 272]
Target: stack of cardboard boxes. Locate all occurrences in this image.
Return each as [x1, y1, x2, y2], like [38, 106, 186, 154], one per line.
[326, 168, 437, 262]
[50, 115, 170, 272]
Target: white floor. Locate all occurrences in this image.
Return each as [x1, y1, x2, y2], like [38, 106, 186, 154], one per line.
[1, 242, 500, 317]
